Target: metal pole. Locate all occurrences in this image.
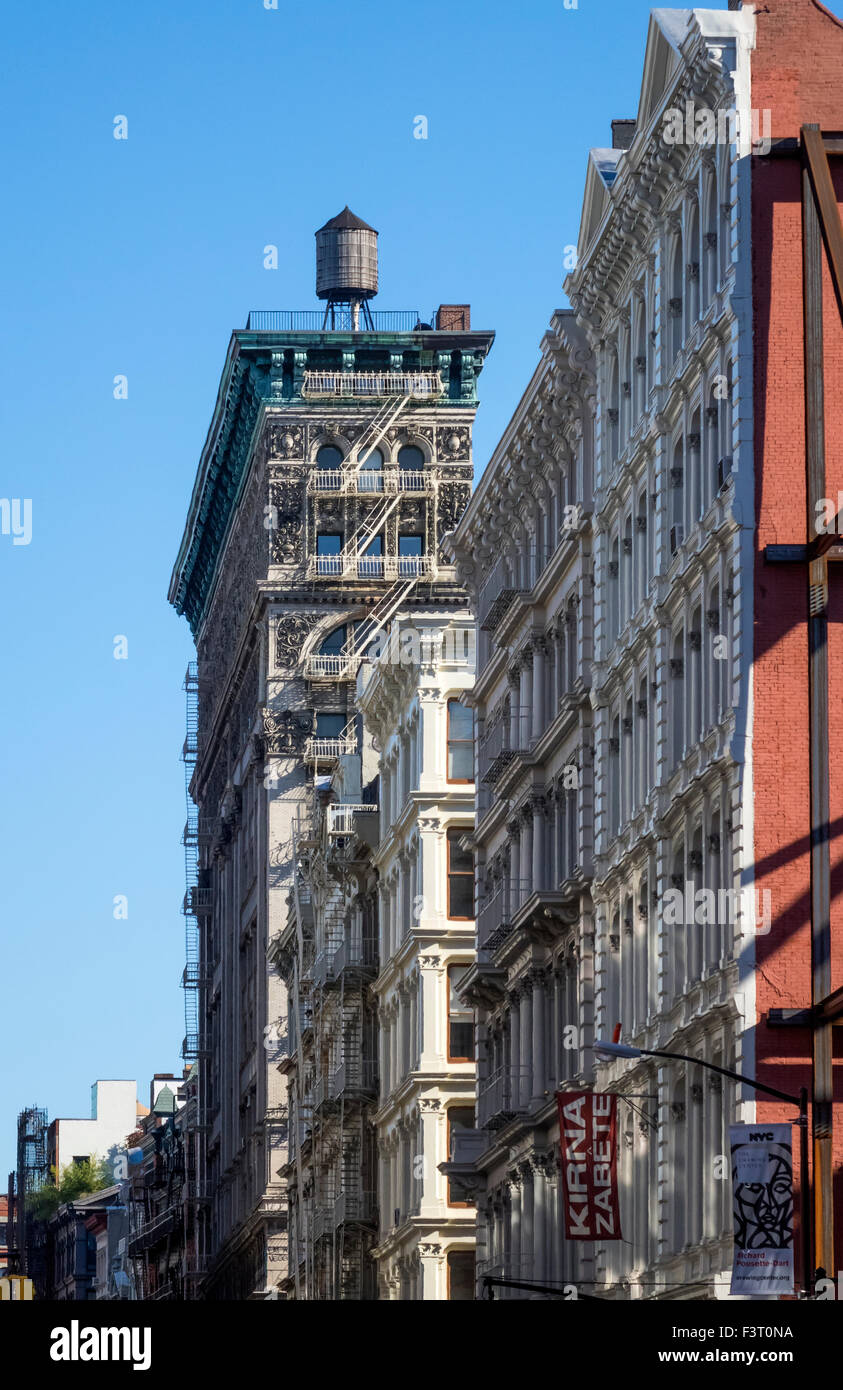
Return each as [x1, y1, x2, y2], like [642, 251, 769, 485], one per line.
[603, 1046, 811, 1295]
[799, 1087, 812, 1296]
[801, 125, 835, 1278]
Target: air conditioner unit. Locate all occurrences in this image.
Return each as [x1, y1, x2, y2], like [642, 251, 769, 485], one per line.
[670, 524, 685, 555]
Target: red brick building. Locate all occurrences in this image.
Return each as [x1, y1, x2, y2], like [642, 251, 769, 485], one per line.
[750, 0, 843, 1279]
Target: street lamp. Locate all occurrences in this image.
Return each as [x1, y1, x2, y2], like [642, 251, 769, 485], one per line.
[594, 1040, 811, 1297]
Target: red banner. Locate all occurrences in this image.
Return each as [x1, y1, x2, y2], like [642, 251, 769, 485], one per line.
[556, 1090, 623, 1241]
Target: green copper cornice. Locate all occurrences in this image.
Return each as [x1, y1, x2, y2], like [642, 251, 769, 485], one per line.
[169, 326, 494, 636]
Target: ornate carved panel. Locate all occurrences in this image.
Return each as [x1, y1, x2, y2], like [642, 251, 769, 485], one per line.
[275, 615, 314, 670]
[436, 482, 472, 545]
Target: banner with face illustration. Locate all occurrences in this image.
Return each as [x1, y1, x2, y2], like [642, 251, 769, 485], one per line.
[729, 1122, 794, 1296]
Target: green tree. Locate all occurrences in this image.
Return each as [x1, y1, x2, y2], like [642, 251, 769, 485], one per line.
[27, 1156, 111, 1221]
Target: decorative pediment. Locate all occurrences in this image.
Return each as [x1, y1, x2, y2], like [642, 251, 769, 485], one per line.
[637, 10, 687, 127]
[577, 151, 622, 261]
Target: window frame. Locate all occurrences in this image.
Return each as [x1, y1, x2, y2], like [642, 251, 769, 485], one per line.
[446, 829, 473, 921]
[446, 1106, 476, 1208]
[446, 698, 473, 784]
[446, 964, 474, 1064]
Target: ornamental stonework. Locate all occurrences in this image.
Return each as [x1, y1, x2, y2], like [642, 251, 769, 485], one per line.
[262, 707, 312, 756]
[436, 482, 471, 544]
[437, 426, 470, 460]
[265, 423, 303, 460]
[268, 477, 305, 564]
[275, 615, 314, 670]
[198, 458, 268, 722]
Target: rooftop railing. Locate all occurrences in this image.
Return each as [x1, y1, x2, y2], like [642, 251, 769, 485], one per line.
[245, 310, 424, 332]
[302, 370, 443, 399]
[308, 554, 436, 582]
[307, 468, 434, 495]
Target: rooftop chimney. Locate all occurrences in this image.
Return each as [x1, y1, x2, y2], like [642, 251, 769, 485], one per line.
[611, 120, 636, 150]
[436, 304, 471, 331]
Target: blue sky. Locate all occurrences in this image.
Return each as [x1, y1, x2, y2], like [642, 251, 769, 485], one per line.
[0, 0, 662, 1177]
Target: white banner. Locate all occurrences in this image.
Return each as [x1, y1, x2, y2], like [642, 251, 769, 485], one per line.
[729, 1122, 794, 1296]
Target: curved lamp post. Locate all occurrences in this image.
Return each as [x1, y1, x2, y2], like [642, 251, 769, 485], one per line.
[594, 1039, 811, 1297]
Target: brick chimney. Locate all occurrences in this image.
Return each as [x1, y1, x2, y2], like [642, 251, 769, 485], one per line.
[436, 304, 471, 331]
[611, 119, 636, 150]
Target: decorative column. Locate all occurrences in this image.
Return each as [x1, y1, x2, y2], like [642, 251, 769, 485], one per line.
[418, 1242, 444, 1300]
[520, 978, 532, 1108]
[520, 1161, 534, 1281]
[418, 955, 442, 1068]
[520, 651, 533, 735]
[508, 820, 521, 910]
[533, 1155, 550, 1285]
[508, 991, 521, 1108]
[532, 968, 547, 1103]
[532, 636, 546, 739]
[508, 1172, 522, 1280]
[531, 796, 545, 892]
[522, 808, 533, 902]
[508, 667, 521, 748]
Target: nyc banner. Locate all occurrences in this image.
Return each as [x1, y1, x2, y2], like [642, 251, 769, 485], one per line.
[729, 1122, 794, 1296]
[556, 1090, 622, 1241]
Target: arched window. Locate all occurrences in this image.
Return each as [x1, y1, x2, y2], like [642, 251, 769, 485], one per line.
[623, 514, 633, 626]
[610, 714, 621, 833]
[620, 328, 631, 447]
[671, 1075, 687, 1251]
[622, 696, 633, 823]
[634, 295, 647, 419]
[637, 873, 649, 1026]
[316, 443, 343, 469]
[670, 438, 685, 554]
[689, 407, 702, 521]
[566, 596, 577, 682]
[609, 537, 620, 644]
[669, 228, 684, 359]
[398, 444, 425, 471]
[689, 825, 704, 984]
[318, 624, 347, 656]
[359, 446, 384, 493]
[670, 630, 685, 768]
[637, 675, 649, 806]
[709, 809, 722, 967]
[718, 147, 731, 284]
[635, 492, 648, 606]
[687, 198, 700, 325]
[708, 585, 722, 728]
[718, 361, 733, 485]
[690, 605, 703, 746]
[622, 893, 635, 1036]
[671, 845, 686, 996]
[608, 354, 620, 467]
[608, 909, 621, 1036]
[703, 173, 718, 304]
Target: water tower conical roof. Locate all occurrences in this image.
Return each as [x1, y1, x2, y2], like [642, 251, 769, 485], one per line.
[317, 206, 377, 234]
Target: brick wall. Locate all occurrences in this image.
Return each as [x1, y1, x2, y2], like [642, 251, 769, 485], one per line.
[750, 0, 843, 1269]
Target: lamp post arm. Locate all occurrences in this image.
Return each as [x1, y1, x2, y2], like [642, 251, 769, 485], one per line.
[638, 1047, 802, 1108]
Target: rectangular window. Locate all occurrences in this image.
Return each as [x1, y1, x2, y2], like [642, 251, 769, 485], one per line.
[447, 1104, 475, 1205]
[315, 712, 346, 739]
[447, 1249, 475, 1299]
[447, 698, 473, 782]
[398, 533, 424, 576]
[359, 533, 383, 577]
[447, 965, 473, 1062]
[447, 830, 473, 920]
[316, 532, 342, 575]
